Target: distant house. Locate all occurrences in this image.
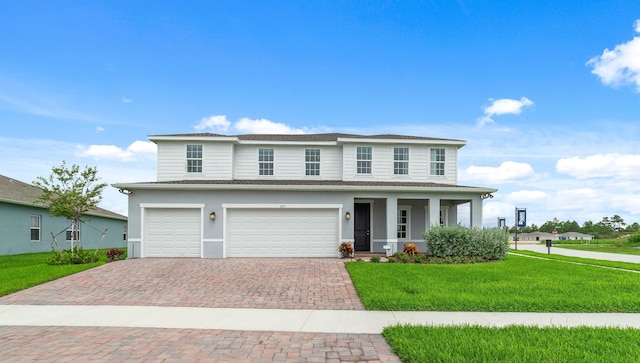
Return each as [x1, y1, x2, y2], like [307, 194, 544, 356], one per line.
[0, 174, 128, 255]
[558, 232, 594, 241]
[511, 231, 594, 242]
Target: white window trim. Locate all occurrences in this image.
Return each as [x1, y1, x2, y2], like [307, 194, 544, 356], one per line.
[356, 146, 373, 175]
[66, 219, 81, 242]
[430, 148, 445, 177]
[393, 147, 409, 176]
[305, 148, 321, 176]
[258, 148, 275, 176]
[186, 144, 204, 174]
[397, 205, 411, 241]
[30, 215, 41, 242]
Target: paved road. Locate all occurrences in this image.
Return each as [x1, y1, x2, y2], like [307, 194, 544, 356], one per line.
[511, 243, 640, 263]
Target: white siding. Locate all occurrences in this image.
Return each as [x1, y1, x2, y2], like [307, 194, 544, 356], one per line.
[157, 141, 233, 181]
[233, 145, 342, 180]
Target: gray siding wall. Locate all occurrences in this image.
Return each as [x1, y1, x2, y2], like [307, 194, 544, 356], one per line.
[0, 202, 127, 256]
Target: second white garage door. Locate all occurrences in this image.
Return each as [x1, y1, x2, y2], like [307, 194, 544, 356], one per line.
[226, 208, 339, 257]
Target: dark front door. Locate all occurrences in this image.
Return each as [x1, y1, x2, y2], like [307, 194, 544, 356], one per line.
[354, 203, 371, 251]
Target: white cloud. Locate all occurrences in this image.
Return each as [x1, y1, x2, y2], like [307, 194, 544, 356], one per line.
[476, 97, 534, 126]
[556, 154, 640, 179]
[76, 140, 157, 161]
[96, 126, 105, 132]
[587, 19, 640, 91]
[506, 190, 549, 203]
[194, 115, 231, 133]
[462, 161, 538, 184]
[234, 117, 306, 134]
[122, 97, 132, 103]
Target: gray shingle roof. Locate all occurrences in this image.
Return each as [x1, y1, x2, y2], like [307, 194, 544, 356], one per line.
[149, 132, 464, 143]
[0, 174, 126, 220]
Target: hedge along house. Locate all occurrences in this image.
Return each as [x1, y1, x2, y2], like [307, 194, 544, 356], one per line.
[113, 133, 497, 259]
[0, 174, 128, 255]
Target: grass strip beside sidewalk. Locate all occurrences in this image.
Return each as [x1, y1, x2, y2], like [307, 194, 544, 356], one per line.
[383, 324, 640, 363]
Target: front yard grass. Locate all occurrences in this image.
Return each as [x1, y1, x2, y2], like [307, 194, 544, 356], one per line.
[382, 325, 640, 363]
[0, 250, 120, 297]
[345, 254, 640, 312]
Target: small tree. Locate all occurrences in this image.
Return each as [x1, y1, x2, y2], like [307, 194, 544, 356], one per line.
[33, 161, 108, 254]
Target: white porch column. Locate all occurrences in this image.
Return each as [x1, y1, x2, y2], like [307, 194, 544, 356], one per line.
[386, 196, 398, 253]
[470, 196, 483, 228]
[428, 197, 440, 228]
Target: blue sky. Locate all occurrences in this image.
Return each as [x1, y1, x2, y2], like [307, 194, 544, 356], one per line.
[1, 1, 639, 227]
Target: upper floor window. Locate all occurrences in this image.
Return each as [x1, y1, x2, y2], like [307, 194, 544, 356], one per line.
[259, 148, 274, 176]
[356, 146, 372, 174]
[430, 148, 445, 176]
[394, 147, 409, 175]
[186, 144, 203, 173]
[30, 215, 41, 241]
[305, 149, 320, 176]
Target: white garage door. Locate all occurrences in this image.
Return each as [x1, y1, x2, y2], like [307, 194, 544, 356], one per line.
[144, 208, 201, 257]
[226, 208, 339, 257]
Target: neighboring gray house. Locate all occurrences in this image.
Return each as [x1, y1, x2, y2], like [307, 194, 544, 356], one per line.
[0, 174, 128, 255]
[113, 133, 497, 258]
[558, 232, 594, 241]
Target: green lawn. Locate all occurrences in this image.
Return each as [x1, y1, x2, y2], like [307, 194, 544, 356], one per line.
[345, 254, 640, 312]
[0, 249, 123, 297]
[383, 325, 640, 363]
[556, 244, 640, 256]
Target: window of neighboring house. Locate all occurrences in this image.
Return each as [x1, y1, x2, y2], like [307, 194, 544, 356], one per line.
[66, 220, 80, 241]
[186, 144, 203, 173]
[30, 215, 41, 241]
[305, 149, 320, 176]
[394, 147, 409, 175]
[397, 207, 410, 240]
[259, 148, 274, 176]
[430, 148, 445, 176]
[356, 146, 372, 174]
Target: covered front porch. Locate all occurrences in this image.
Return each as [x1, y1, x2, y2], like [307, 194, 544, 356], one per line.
[347, 193, 487, 255]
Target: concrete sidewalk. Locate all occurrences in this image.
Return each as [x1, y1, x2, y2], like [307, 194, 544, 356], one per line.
[2, 305, 640, 333]
[511, 243, 640, 263]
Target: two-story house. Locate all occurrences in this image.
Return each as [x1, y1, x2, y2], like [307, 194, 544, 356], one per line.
[113, 133, 497, 258]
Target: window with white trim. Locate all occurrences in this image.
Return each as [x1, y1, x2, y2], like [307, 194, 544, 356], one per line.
[430, 148, 445, 176]
[305, 149, 320, 176]
[259, 148, 274, 176]
[66, 219, 80, 241]
[356, 146, 372, 174]
[397, 207, 410, 240]
[186, 144, 203, 173]
[394, 147, 409, 175]
[30, 215, 41, 241]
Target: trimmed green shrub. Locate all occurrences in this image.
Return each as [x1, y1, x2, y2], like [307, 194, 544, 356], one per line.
[424, 226, 509, 261]
[369, 256, 381, 263]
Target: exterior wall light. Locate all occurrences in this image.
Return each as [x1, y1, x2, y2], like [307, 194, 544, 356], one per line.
[209, 212, 216, 220]
[345, 211, 351, 220]
[481, 193, 494, 199]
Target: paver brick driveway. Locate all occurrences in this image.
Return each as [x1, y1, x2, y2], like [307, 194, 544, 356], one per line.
[0, 258, 403, 362]
[0, 258, 364, 310]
